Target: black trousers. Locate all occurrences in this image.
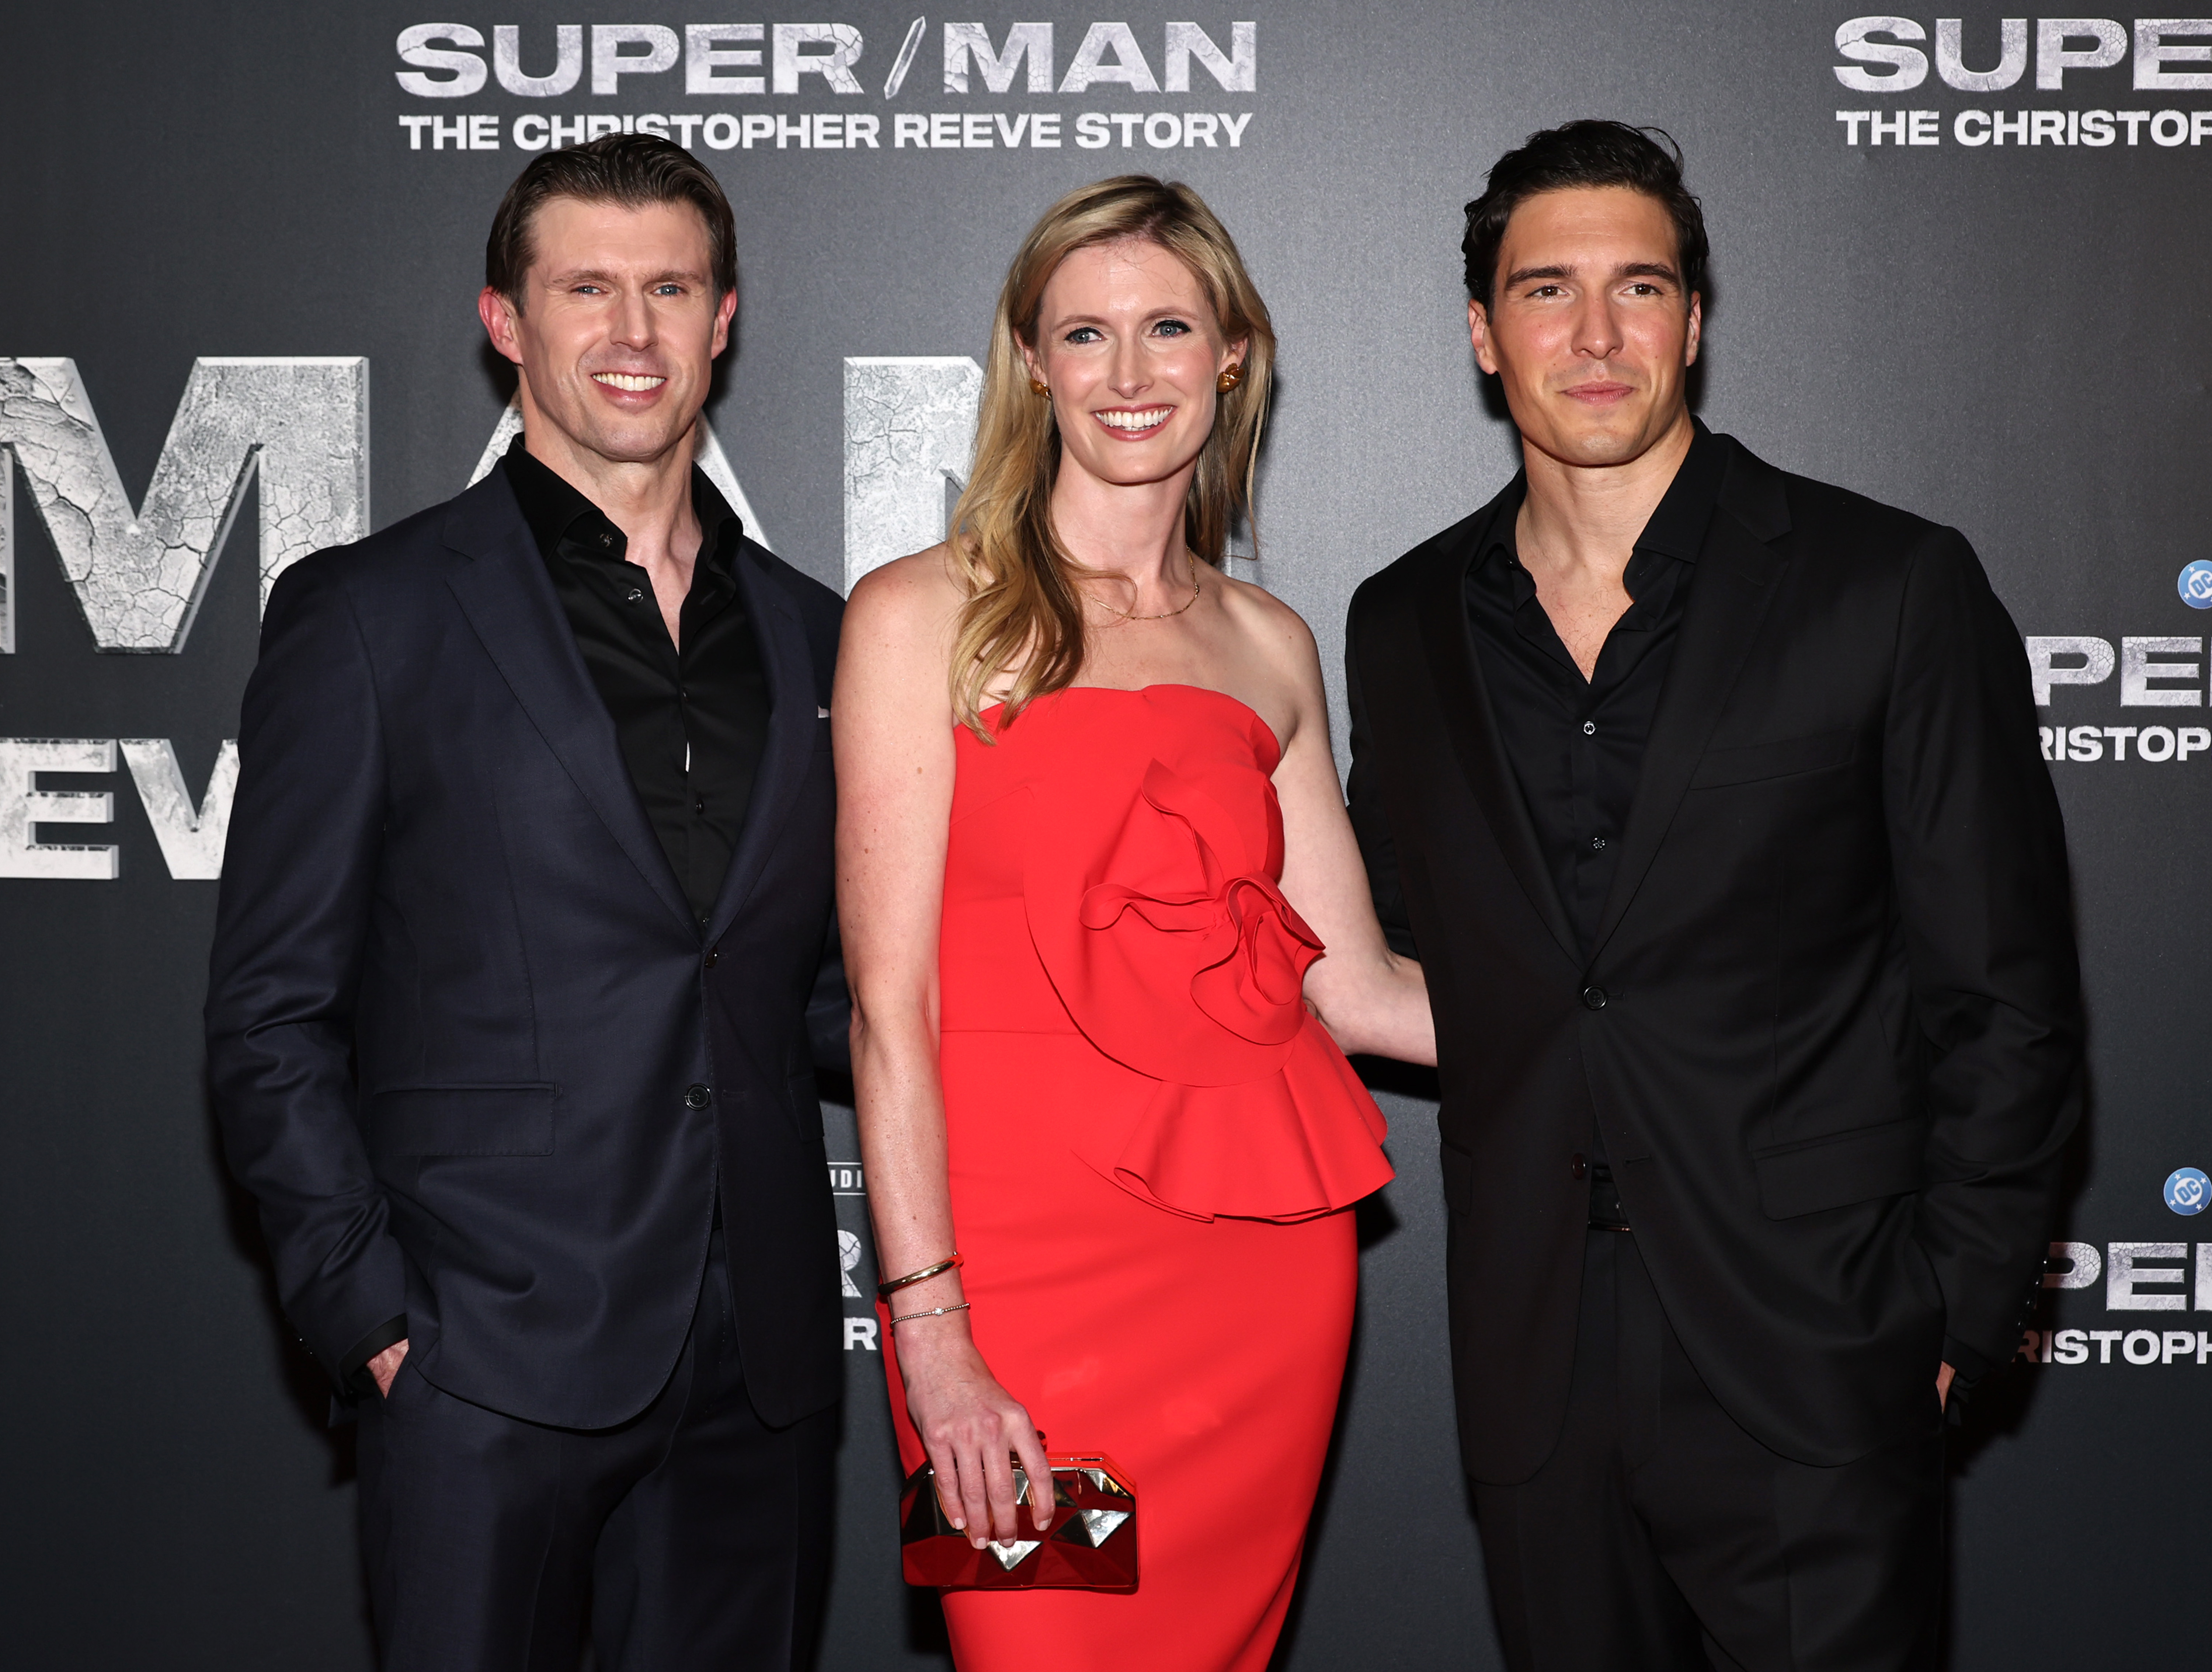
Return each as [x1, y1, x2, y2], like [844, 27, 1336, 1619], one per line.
[1471, 1230, 1943, 1672]
[355, 1227, 836, 1672]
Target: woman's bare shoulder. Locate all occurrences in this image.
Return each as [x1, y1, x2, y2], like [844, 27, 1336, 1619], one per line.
[843, 544, 971, 654]
[1214, 570, 1321, 677]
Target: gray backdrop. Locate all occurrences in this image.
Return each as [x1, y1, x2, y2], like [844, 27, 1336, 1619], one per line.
[3, 4, 2206, 1666]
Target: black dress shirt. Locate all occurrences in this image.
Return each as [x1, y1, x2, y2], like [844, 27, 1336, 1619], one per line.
[1466, 421, 1725, 958]
[504, 437, 772, 927]
[1468, 422, 1724, 1181]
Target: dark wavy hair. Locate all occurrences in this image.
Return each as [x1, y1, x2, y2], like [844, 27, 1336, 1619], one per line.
[486, 132, 737, 309]
[1461, 120, 1707, 311]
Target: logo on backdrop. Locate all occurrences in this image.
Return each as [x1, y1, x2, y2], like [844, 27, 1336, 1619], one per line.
[2166, 1167, 2210, 1215]
[1828, 17, 2212, 153]
[2021, 1234, 2212, 1366]
[2028, 563, 2212, 765]
[391, 19, 1259, 158]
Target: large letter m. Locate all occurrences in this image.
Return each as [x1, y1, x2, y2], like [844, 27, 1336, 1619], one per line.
[0, 357, 368, 652]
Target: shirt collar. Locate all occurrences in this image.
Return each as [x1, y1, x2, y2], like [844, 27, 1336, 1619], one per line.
[1475, 417, 1721, 573]
[502, 433, 742, 575]
[1631, 417, 1722, 564]
[1476, 473, 1530, 575]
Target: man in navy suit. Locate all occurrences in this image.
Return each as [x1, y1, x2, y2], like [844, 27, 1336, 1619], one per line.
[207, 134, 847, 1670]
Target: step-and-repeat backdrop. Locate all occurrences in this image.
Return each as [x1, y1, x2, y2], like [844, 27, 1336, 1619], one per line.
[2, 6, 2204, 1666]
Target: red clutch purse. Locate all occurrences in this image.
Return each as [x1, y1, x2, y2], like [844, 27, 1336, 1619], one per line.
[899, 1447, 1139, 1592]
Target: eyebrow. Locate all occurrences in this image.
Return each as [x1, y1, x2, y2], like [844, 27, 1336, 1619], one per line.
[1505, 260, 1681, 289]
[1048, 306, 1205, 330]
[543, 267, 707, 288]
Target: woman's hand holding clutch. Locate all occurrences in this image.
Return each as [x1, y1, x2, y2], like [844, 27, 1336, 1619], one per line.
[896, 1321, 1055, 1550]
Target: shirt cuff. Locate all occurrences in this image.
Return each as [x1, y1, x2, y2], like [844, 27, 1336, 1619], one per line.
[340, 1314, 410, 1399]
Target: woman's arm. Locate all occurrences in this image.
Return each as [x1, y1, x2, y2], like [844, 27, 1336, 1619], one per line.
[834, 549, 1053, 1548]
[1263, 610, 1437, 1068]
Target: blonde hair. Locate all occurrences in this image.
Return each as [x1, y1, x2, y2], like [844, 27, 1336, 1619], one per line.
[947, 175, 1276, 738]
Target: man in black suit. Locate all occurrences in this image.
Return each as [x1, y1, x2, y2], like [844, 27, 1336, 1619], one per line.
[206, 135, 846, 1670]
[1347, 121, 2081, 1670]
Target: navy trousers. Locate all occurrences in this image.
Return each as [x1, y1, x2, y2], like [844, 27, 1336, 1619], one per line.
[355, 1226, 836, 1672]
[1471, 1230, 1944, 1672]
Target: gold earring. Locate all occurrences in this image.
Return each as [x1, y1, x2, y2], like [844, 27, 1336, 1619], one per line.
[1216, 363, 1244, 393]
[1030, 378, 1050, 397]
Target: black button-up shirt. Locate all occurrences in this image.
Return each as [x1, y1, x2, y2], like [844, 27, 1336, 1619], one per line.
[1466, 420, 1726, 958]
[504, 438, 772, 926]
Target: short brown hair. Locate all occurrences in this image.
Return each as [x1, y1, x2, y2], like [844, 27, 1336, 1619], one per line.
[485, 133, 737, 307]
[1461, 120, 1706, 312]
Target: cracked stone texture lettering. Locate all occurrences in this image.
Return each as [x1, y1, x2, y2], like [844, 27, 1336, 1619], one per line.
[119, 738, 237, 880]
[0, 738, 118, 879]
[843, 357, 982, 593]
[467, 395, 773, 552]
[0, 449, 12, 654]
[0, 357, 368, 652]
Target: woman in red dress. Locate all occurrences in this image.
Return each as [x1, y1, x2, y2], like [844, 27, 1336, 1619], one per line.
[835, 176, 1436, 1671]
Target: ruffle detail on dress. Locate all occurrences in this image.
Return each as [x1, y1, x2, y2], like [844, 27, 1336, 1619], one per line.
[1072, 1022, 1393, 1223]
[1022, 743, 1392, 1220]
[1077, 761, 1322, 1050]
[1029, 757, 1312, 1087]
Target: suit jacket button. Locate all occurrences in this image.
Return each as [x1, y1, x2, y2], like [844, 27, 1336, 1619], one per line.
[1581, 985, 1607, 1010]
[1571, 1153, 1588, 1181]
[683, 1084, 712, 1110]
[703, 950, 719, 969]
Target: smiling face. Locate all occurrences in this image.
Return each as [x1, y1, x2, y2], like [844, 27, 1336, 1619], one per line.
[1471, 185, 1701, 471]
[478, 194, 735, 469]
[1021, 238, 1244, 493]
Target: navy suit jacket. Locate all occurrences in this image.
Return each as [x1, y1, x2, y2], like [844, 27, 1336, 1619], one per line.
[207, 468, 847, 1431]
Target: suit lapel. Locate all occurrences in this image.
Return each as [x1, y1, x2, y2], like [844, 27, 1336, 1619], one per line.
[1415, 501, 1581, 968]
[442, 474, 697, 936]
[703, 543, 815, 946]
[1587, 471, 1788, 962]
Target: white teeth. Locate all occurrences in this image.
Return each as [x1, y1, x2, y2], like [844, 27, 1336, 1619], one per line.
[594, 372, 665, 392]
[1096, 407, 1171, 430]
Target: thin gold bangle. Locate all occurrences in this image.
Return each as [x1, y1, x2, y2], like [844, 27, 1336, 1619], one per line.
[891, 1302, 973, 1327]
[877, 1251, 963, 1299]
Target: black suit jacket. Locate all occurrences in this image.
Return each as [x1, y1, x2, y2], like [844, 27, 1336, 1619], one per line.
[206, 469, 847, 1431]
[1347, 433, 2082, 1480]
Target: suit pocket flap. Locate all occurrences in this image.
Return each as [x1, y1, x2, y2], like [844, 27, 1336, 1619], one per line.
[1691, 730, 1855, 790]
[1439, 1139, 1475, 1217]
[1754, 1117, 1924, 1219]
[368, 1084, 556, 1157]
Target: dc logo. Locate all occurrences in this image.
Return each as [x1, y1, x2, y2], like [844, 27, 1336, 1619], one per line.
[2178, 562, 2212, 609]
[2166, 1167, 2211, 1215]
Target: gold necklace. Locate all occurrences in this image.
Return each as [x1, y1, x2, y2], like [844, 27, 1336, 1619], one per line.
[1095, 554, 1203, 623]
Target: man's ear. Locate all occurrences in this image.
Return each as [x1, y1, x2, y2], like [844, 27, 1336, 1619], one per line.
[1684, 293, 1703, 368]
[710, 286, 738, 359]
[478, 287, 525, 368]
[1468, 299, 1500, 377]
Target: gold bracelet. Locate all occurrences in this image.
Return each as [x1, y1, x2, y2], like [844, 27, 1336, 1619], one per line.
[877, 1251, 963, 1299]
[891, 1302, 972, 1327]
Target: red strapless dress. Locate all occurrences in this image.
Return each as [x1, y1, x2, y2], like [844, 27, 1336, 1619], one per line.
[880, 684, 1394, 1671]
